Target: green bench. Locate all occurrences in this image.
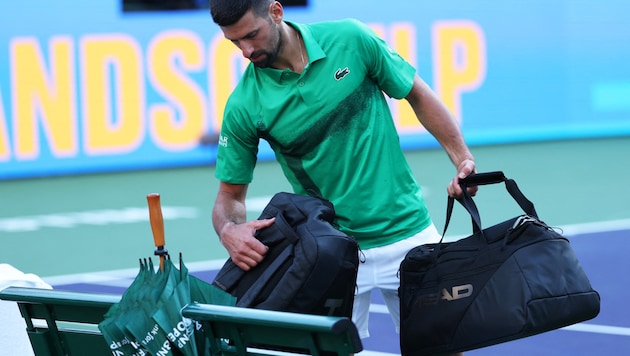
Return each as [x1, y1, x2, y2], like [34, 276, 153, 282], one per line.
[0, 286, 362, 356]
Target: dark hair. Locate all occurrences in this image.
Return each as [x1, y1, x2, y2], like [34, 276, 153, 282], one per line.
[210, 0, 273, 26]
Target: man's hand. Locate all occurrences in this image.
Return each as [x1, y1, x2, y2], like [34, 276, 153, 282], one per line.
[447, 159, 478, 198]
[219, 218, 275, 271]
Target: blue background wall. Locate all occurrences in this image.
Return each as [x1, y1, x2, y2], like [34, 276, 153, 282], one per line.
[1, 0, 629, 179]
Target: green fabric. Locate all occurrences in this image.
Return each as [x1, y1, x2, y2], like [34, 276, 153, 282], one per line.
[187, 264, 236, 356]
[216, 19, 431, 249]
[98, 259, 152, 355]
[151, 258, 196, 356]
[98, 255, 236, 356]
[152, 255, 236, 356]
[123, 258, 176, 355]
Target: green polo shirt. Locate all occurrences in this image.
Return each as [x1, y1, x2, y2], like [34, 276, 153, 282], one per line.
[215, 19, 432, 249]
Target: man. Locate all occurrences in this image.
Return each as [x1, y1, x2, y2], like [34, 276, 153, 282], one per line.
[208, 0, 476, 349]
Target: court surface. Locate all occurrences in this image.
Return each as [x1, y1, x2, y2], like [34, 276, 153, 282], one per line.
[2, 137, 629, 354]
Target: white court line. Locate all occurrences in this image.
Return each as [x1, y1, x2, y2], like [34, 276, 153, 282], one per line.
[0, 206, 198, 232]
[246, 196, 274, 211]
[553, 219, 630, 236]
[43, 259, 228, 286]
[442, 218, 630, 242]
[247, 348, 397, 356]
[0, 196, 284, 233]
[368, 304, 630, 337]
[563, 323, 630, 336]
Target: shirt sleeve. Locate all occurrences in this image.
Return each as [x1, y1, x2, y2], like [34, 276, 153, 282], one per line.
[214, 98, 259, 184]
[352, 19, 416, 99]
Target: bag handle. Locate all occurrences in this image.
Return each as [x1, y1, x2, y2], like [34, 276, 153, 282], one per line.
[442, 171, 538, 239]
[254, 212, 301, 245]
[458, 171, 507, 186]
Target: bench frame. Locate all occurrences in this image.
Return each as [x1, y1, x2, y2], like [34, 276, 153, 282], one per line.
[0, 286, 362, 356]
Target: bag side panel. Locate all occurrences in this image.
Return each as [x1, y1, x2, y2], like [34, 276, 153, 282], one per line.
[451, 233, 600, 352]
[290, 233, 359, 316]
[400, 250, 503, 354]
[449, 256, 530, 352]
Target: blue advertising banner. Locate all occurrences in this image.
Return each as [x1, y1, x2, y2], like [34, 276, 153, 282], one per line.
[1, 0, 629, 179]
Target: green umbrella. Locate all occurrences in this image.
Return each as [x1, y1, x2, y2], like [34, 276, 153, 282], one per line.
[124, 257, 178, 355]
[152, 254, 236, 356]
[152, 254, 197, 355]
[98, 259, 151, 355]
[183, 256, 236, 356]
[99, 193, 236, 356]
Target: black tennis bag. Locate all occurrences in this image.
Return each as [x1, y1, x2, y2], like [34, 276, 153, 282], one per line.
[212, 192, 359, 317]
[399, 172, 600, 355]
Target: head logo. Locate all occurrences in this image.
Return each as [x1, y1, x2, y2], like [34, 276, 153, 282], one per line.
[415, 283, 474, 307]
[441, 284, 473, 301]
[334, 67, 350, 80]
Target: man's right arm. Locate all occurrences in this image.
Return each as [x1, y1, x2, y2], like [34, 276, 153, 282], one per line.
[212, 181, 274, 271]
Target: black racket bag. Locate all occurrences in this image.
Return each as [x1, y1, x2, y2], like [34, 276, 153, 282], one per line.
[213, 192, 359, 317]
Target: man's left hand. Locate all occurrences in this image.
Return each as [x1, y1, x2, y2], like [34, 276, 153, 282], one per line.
[447, 159, 477, 198]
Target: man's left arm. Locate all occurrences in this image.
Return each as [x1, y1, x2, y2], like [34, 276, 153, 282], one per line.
[405, 75, 477, 197]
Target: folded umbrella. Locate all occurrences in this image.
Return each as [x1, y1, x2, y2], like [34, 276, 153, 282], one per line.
[99, 193, 236, 356]
[98, 259, 151, 356]
[146, 195, 236, 356]
[124, 257, 178, 355]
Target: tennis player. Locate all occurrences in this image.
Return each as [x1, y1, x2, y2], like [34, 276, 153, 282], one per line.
[208, 1, 475, 352]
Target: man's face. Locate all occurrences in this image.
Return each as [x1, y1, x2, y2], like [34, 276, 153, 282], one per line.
[221, 9, 282, 68]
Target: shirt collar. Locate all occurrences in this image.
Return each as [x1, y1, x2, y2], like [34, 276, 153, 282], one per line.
[257, 21, 326, 82]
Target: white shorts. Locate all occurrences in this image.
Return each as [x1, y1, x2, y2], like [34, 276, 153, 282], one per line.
[351, 224, 441, 339]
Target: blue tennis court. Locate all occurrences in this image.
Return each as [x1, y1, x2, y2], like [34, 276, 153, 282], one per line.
[45, 223, 630, 355]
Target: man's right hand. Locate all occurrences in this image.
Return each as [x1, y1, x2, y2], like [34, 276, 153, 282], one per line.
[219, 218, 275, 271]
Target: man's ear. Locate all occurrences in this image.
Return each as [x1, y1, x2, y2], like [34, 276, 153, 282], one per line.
[269, 1, 284, 24]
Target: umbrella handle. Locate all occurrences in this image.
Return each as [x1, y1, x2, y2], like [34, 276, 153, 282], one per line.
[147, 193, 168, 270]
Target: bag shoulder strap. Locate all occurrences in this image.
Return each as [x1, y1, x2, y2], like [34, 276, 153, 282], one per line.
[236, 245, 293, 308]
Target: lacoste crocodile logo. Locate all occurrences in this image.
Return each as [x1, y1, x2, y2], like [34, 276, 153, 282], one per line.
[334, 67, 350, 80]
